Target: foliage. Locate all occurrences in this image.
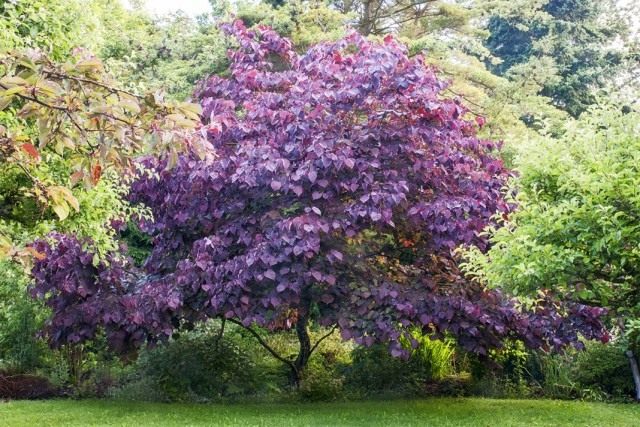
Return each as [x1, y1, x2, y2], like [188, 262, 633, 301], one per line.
[574, 340, 634, 399]
[297, 358, 345, 401]
[330, 0, 472, 36]
[467, 340, 533, 398]
[0, 0, 95, 61]
[484, 0, 633, 117]
[0, 48, 204, 261]
[625, 318, 640, 355]
[0, 49, 202, 191]
[467, 340, 636, 401]
[0, 260, 46, 372]
[345, 335, 454, 395]
[30, 22, 608, 387]
[462, 106, 640, 325]
[394, 1, 570, 157]
[85, 1, 349, 100]
[90, 1, 228, 100]
[236, 0, 352, 50]
[533, 351, 579, 400]
[132, 332, 262, 401]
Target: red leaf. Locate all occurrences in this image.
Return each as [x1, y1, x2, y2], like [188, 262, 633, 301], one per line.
[21, 143, 40, 160]
[91, 164, 102, 185]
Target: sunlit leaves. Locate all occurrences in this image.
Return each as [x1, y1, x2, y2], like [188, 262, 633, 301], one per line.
[0, 49, 209, 259]
[462, 105, 640, 324]
[0, 50, 203, 182]
[47, 186, 80, 220]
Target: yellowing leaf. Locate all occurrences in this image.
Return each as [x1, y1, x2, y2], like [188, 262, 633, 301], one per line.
[2, 85, 27, 96]
[52, 202, 70, 220]
[119, 99, 141, 114]
[0, 76, 28, 87]
[75, 59, 104, 73]
[0, 235, 13, 259]
[18, 58, 36, 71]
[0, 96, 13, 111]
[62, 136, 76, 150]
[57, 186, 80, 212]
[178, 102, 202, 120]
[35, 80, 63, 96]
[38, 117, 51, 148]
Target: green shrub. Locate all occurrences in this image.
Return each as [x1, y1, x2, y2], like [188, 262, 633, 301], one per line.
[0, 301, 46, 373]
[117, 330, 263, 402]
[345, 333, 455, 396]
[574, 341, 634, 399]
[298, 358, 344, 402]
[0, 261, 47, 373]
[469, 340, 636, 401]
[468, 341, 534, 398]
[528, 351, 577, 399]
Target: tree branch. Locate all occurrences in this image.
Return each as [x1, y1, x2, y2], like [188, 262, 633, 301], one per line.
[43, 70, 143, 100]
[309, 325, 338, 357]
[227, 318, 296, 370]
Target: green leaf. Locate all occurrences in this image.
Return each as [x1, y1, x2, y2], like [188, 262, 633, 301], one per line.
[52, 202, 70, 221]
[0, 95, 13, 111]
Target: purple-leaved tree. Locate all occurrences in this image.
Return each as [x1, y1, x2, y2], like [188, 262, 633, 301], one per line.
[30, 21, 608, 385]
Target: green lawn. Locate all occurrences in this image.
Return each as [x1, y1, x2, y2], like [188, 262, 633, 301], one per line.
[1, 398, 639, 426]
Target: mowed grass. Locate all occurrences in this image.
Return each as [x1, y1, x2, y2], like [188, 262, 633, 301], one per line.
[2, 398, 640, 427]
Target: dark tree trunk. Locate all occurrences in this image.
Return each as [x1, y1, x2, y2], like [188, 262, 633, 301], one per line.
[287, 284, 314, 387]
[230, 289, 339, 388]
[290, 313, 312, 387]
[626, 350, 640, 401]
[361, 0, 374, 36]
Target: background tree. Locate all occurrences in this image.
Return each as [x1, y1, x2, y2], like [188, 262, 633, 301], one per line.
[484, 0, 635, 117]
[329, 0, 470, 36]
[233, 0, 352, 51]
[0, 0, 96, 60]
[90, 0, 228, 100]
[464, 105, 640, 325]
[462, 105, 640, 396]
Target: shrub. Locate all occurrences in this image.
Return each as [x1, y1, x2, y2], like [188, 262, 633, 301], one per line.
[0, 261, 47, 373]
[345, 334, 455, 396]
[574, 340, 634, 399]
[125, 331, 263, 402]
[298, 358, 344, 402]
[0, 370, 58, 400]
[468, 341, 534, 398]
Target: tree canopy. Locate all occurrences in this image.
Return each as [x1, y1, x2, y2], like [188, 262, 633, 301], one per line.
[463, 106, 640, 327]
[30, 21, 608, 384]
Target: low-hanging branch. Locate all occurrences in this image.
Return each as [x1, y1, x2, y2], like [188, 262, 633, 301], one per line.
[226, 318, 297, 371]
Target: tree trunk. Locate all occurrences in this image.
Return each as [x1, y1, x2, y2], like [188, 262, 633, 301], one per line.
[361, 0, 373, 36]
[290, 313, 312, 387]
[626, 350, 640, 401]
